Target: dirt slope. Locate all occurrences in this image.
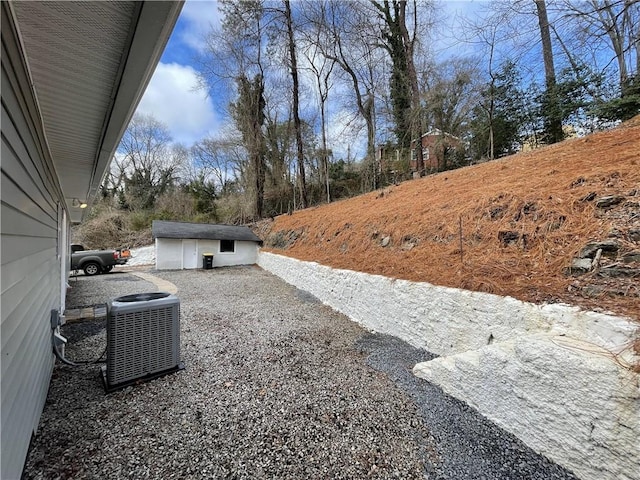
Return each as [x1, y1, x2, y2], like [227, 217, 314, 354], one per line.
[257, 117, 640, 320]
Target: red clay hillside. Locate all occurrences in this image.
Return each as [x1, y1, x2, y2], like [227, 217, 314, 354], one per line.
[257, 116, 640, 321]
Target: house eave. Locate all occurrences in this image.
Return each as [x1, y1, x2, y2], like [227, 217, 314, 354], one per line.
[9, 1, 183, 223]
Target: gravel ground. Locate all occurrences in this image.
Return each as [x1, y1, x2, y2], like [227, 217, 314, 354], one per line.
[23, 267, 577, 479]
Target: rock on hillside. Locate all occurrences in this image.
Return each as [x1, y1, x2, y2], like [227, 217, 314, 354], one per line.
[257, 117, 640, 321]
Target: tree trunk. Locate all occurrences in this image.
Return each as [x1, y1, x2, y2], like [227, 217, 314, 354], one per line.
[535, 0, 563, 144]
[397, 0, 423, 172]
[232, 75, 265, 219]
[632, 0, 640, 80]
[320, 1, 379, 188]
[374, 0, 422, 170]
[595, 0, 628, 85]
[330, 43, 376, 184]
[284, 0, 308, 209]
[320, 96, 330, 203]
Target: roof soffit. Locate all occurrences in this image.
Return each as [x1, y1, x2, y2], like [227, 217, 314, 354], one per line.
[11, 1, 183, 223]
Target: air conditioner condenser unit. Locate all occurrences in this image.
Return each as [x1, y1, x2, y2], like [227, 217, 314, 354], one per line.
[102, 292, 184, 392]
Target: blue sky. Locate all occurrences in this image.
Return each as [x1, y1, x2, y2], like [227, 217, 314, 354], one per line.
[135, 1, 222, 146]
[135, 0, 485, 149]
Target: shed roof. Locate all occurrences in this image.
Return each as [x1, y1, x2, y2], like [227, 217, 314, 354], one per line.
[152, 221, 262, 244]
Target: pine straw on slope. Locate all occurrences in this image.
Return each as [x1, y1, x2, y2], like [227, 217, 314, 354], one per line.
[259, 119, 640, 320]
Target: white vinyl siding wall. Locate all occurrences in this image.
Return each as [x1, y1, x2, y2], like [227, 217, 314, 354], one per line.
[1, 11, 65, 479]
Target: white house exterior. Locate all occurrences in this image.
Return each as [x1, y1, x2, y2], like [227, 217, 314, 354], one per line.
[152, 221, 263, 270]
[0, 3, 182, 478]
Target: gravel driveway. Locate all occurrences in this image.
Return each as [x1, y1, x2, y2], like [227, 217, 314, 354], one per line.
[23, 267, 577, 479]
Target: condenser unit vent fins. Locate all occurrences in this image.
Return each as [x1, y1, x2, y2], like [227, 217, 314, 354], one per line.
[104, 292, 183, 392]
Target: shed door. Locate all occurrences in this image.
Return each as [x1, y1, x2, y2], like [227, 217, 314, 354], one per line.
[182, 239, 198, 269]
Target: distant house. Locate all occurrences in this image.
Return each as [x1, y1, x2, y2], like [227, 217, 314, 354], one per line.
[377, 144, 409, 173]
[377, 129, 465, 179]
[410, 129, 465, 173]
[152, 221, 263, 270]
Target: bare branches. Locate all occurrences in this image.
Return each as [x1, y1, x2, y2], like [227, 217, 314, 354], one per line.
[111, 114, 184, 210]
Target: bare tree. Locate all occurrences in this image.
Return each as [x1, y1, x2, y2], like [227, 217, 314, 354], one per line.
[299, 0, 336, 203]
[283, 0, 308, 208]
[562, 0, 639, 100]
[565, 0, 638, 82]
[200, 0, 269, 218]
[372, 0, 425, 170]
[535, 0, 564, 143]
[319, 0, 385, 187]
[115, 113, 183, 210]
[454, 5, 517, 159]
[191, 134, 245, 195]
[476, 24, 500, 159]
[422, 57, 480, 138]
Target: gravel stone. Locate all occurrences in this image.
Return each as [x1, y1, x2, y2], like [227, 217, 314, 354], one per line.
[24, 267, 578, 479]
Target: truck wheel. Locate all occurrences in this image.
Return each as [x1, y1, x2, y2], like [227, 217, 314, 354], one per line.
[83, 262, 101, 276]
[102, 265, 113, 273]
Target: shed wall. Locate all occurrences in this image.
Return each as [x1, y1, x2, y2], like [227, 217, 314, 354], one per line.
[1, 14, 64, 479]
[156, 238, 182, 270]
[214, 240, 257, 267]
[155, 238, 258, 269]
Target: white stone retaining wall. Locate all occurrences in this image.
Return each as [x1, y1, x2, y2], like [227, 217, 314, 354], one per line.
[257, 251, 639, 480]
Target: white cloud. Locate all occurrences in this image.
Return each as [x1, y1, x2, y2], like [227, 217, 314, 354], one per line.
[179, 0, 222, 53]
[136, 62, 219, 145]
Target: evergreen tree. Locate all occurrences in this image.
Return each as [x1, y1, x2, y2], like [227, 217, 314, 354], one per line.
[592, 75, 640, 122]
[470, 61, 526, 161]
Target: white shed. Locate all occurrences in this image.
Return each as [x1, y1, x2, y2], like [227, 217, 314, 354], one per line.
[152, 220, 263, 270]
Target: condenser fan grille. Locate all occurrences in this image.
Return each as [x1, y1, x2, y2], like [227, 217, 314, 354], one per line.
[105, 293, 182, 390]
